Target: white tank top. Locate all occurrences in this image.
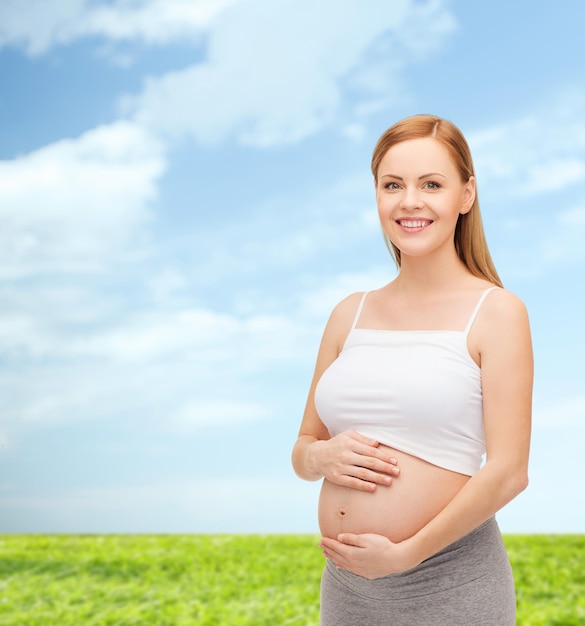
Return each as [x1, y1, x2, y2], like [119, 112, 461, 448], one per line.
[314, 288, 498, 476]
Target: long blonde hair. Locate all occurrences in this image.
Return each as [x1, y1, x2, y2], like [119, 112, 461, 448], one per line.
[371, 114, 503, 287]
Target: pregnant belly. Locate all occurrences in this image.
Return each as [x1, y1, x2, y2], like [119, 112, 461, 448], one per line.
[318, 444, 470, 543]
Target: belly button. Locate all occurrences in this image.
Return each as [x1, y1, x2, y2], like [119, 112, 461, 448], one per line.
[337, 508, 347, 518]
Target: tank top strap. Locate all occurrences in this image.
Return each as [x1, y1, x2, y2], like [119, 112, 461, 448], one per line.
[464, 287, 499, 336]
[351, 292, 369, 330]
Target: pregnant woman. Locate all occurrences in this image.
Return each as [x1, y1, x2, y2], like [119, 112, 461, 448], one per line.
[292, 114, 533, 625]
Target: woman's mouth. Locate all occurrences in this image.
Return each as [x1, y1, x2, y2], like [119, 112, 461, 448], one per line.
[396, 218, 433, 232]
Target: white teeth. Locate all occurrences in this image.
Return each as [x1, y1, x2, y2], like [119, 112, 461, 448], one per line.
[399, 220, 430, 228]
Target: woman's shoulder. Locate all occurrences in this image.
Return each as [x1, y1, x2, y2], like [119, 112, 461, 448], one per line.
[466, 285, 531, 366]
[320, 290, 372, 351]
[327, 291, 367, 328]
[483, 286, 528, 319]
[475, 286, 531, 341]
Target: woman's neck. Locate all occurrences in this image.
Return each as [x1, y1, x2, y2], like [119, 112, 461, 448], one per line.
[394, 249, 474, 295]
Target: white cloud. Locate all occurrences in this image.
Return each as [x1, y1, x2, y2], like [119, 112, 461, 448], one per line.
[145, 267, 192, 307]
[0, 477, 321, 532]
[467, 93, 585, 272]
[0, 299, 313, 437]
[57, 307, 309, 367]
[0, 0, 84, 55]
[171, 400, 270, 433]
[521, 158, 585, 193]
[541, 201, 585, 264]
[1, 0, 456, 148]
[0, 0, 239, 55]
[0, 164, 386, 440]
[126, 0, 456, 146]
[78, 0, 240, 44]
[180, 172, 384, 292]
[533, 394, 585, 429]
[298, 266, 396, 321]
[559, 206, 585, 226]
[67, 309, 239, 362]
[470, 92, 585, 196]
[0, 121, 166, 278]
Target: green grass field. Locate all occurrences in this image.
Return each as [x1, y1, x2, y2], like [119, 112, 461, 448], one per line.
[1, 534, 583, 625]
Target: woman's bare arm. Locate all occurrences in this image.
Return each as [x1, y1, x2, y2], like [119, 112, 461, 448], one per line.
[292, 293, 400, 491]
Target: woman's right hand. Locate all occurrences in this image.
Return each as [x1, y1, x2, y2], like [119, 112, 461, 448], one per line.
[306, 430, 400, 492]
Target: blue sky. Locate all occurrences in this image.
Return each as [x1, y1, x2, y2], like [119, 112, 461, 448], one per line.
[0, 0, 584, 534]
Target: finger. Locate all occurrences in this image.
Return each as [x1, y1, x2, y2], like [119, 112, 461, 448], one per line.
[339, 475, 378, 492]
[339, 444, 397, 473]
[320, 541, 350, 563]
[351, 451, 401, 477]
[320, 537, 350, 554]
[337, 533, 366, 548]
[347, 465, 396, 486]
[346, 430, 379, 447]
[351, 443, 399, 467]
[343, 432, 400, 470]
[319, 536, 341, 550]
[319, 539, 340, 560]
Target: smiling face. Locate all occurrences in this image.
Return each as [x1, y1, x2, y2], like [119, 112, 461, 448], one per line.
[376, 137, 476, 263]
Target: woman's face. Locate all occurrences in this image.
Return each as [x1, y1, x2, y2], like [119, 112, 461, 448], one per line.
[375, 137, 475, 262]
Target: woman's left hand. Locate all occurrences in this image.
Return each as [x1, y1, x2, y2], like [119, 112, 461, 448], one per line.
[319, 533, 417, 579]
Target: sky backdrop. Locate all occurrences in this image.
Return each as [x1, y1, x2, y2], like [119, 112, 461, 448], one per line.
[1, 0, 584, 534]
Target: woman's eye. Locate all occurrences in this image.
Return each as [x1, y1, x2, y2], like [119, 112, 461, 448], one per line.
[423, 181, 440, 190]
[385, 182, 400, 190]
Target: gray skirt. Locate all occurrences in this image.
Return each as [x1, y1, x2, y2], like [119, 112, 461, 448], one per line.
[320, 517, 515, 626]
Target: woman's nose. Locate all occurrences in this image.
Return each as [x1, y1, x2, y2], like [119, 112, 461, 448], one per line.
[399, 187, 423, 210]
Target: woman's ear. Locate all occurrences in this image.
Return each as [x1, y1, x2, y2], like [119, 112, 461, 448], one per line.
[460, 176, 476, 214]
